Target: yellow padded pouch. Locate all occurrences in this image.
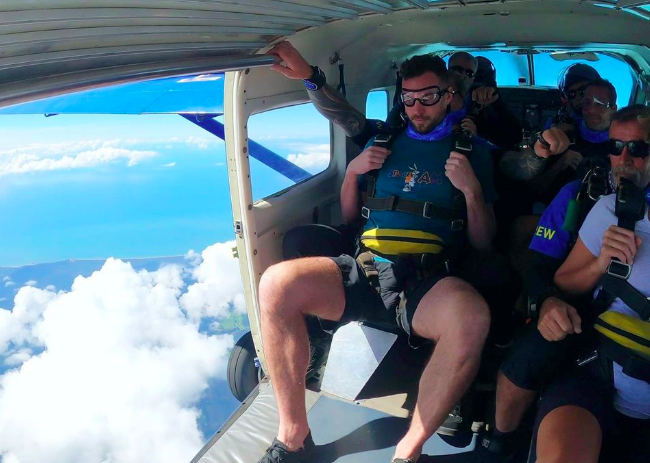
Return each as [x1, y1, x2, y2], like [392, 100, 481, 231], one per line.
[595, 311, 650, 360]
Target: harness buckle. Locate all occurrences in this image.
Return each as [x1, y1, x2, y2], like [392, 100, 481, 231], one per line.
[422, 202, 433, 219]
[361, 206, 370, 219]
[451, 219, 464, 231]
[606, 260, 632, 280]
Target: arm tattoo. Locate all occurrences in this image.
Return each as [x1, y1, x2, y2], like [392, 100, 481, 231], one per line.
[499, 148, 547, 181]
[308, 83, 367, 137]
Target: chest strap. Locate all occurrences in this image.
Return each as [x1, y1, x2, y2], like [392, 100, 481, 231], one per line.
[363, 129, 472, 231]
[593, 178, 649, 320]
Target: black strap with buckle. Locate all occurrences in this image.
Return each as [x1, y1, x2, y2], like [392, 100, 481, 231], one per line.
[593, 178, 648, 318]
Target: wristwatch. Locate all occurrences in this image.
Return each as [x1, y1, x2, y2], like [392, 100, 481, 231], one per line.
[303, 66, 326, 91]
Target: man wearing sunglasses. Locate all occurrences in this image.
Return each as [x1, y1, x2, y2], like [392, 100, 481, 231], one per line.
[556, 63, 601, 126]
[465, 105, 650, 463]
[448, 52, 522, 149]
[528, 79, 617, 205]
[257, 50, 497, 463]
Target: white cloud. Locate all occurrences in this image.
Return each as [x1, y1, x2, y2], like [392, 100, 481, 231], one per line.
[3, 277, 10, 282]
[24, 281, 37, 287]
[162, 162, 176, 168]
[45, 285, 56, 292]
[0, 244, 245, 463]
[0, 147, 158, 176]
[286, 143, 331, 173]
[4, 282, 15, 287]
[180, 242, 246, 321]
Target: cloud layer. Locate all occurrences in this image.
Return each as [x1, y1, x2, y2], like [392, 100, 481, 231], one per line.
[0, 137, 221, 176]
[0, 241, 245, 463]
[286, 143, 331, 173]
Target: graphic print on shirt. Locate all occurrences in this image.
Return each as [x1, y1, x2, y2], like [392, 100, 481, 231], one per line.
[403, 164, 420, 192]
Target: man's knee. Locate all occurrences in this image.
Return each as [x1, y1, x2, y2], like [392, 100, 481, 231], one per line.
[443, 278, 491, 340]
[259, 261, 296, 316]
[259, 257, 344, 319]
[414, 277, 490, 345]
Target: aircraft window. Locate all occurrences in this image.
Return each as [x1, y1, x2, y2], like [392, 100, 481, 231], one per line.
[366, 90, 388, 121]
[533, 54, 634, 107]
[247, 103, 331, 201]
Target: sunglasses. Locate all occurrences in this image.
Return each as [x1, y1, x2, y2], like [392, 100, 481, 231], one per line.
[607, 139, 650, 159]
[582, 96, 612, 110]
[564, 85, 588, 100]
[449, 65, 476, 79]
[401, 86, 448, 107]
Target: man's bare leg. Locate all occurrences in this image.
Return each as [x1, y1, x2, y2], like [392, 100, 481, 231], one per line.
[393, 277, 491, 461]
[258, 257, 345, 451]
[494, 371, 537, 433]
[536, 405, 601, 463]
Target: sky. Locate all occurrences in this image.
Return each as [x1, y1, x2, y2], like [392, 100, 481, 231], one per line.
[0, 52, 638, 463]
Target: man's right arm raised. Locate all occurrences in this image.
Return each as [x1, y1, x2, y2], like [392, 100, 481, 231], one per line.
[268, 41, 367, 138]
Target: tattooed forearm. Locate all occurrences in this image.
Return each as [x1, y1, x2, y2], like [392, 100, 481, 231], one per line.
[499, 148, 547, 180]
[308, 83, 367, 137]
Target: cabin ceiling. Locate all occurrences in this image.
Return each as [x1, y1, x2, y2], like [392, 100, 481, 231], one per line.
[1, 0, 650, 107]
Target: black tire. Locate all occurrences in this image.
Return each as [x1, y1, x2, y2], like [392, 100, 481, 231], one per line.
[227, 331, 262, 402]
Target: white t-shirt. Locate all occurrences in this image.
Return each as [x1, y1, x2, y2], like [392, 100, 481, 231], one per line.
[579, 194, 650, 419]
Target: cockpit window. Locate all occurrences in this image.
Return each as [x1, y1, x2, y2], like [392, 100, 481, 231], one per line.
[533, 53, 634, 107]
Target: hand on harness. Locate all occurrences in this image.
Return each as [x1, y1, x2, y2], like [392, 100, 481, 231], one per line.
[445, 151, 481, 197]
[534, 127, 571, 159]
[347, 145, 391, 176]
[460, 117, 477, 136]
[537, 296, 582, 342]
[597, 225, 642, 273]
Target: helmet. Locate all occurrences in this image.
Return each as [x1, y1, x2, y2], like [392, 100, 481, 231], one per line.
[558, 64, 600, 94]
[475, 56, 497, 87]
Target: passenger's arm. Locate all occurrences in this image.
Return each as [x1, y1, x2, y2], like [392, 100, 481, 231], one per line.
[307, 83, 367, 138]
[445, 151, 496, 250]
[341, 146, 391, 224]
[268, 41, 367, 138]
[554, 226, 642, 296]
[465, 196, 496, 251]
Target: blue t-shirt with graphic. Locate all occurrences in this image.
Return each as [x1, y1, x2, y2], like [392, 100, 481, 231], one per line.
[529, 180, 581, 260]
[360, 131, 497, 250]
[580, 195, 650, 419]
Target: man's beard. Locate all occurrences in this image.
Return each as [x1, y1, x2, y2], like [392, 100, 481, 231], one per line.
[611, 163, 650, 189]
[409, 113, 442, 134]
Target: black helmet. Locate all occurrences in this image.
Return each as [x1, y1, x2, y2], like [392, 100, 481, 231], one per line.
[558, 64, 600, 95]
[475, 56, 497, 87]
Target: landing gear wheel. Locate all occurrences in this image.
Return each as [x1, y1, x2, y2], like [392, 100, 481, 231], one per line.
[227, 331, 262, 402]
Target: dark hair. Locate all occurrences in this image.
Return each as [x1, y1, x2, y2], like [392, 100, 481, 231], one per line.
[448, 52, 478, 70]
[400, 54, 448, 85]
[586, 78, 617, 106]
[610, 104, 650, 124]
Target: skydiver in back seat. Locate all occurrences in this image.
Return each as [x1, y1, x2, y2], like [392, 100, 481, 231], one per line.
[460, 105, 648, 463]
[527, 72, 612, 205]
[448, 53, 523, 150]
[508, 78, 617, 275]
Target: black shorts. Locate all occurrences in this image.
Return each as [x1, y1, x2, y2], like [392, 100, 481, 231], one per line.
[500, 322, 579, 391]
[328, 254, 447, 343]
[531, 365, 650, 463]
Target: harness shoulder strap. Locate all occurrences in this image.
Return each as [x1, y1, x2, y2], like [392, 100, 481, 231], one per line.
[593, 178, 648, 318]
[364, 125, 404, 198]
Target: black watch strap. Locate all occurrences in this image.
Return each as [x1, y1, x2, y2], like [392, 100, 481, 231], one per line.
[303, 66, 326, 91]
